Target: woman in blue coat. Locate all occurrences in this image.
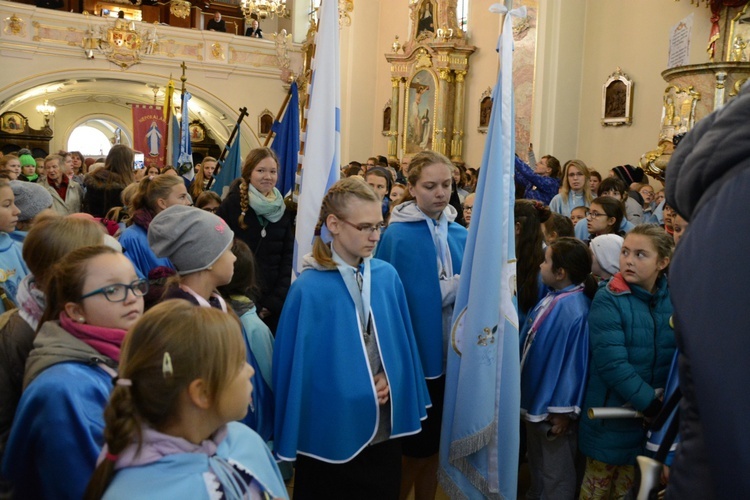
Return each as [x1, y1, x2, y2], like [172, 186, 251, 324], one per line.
[578, 224, 675, 499]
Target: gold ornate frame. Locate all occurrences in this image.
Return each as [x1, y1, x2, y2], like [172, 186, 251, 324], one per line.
[601, 67, 634, 127]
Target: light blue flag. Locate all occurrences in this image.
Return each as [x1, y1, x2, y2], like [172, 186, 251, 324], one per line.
[293, 0, 340, 276]
[177, 92, 194, 182]
[171, 113, 180, 168]
[438, 5, 525, 499]
[271, 81, 300, 197]
[210, 127, 242, 199]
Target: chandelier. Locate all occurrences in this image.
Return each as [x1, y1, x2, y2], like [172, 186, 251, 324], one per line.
[170, 0, 191, 19]
[36, 99, 56, 127]
[241, 0, 289, 20]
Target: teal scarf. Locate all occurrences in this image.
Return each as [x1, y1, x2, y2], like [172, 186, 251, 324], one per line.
[247, 184, 285, 223]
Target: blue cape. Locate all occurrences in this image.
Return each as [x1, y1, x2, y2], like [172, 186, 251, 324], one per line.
[273, 259, 429, 463]
[3, 362, 111, 500]
[520, 286, 591, 421]
[120, 224, 174, 279]
[375, 220, 467, 378]
[104, 422, 287, 499]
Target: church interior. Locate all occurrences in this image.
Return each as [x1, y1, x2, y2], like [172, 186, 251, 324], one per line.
[0, 0, 747, 182]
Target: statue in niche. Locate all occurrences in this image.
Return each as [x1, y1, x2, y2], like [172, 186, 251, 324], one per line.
[730, 35, 748, 62]
[417, 1, 435, 35]
[383, 106, 391, 133]
[480, 96, 492, 128]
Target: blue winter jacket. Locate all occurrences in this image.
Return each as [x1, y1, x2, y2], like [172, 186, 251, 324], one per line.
[578, 273, 675, 466]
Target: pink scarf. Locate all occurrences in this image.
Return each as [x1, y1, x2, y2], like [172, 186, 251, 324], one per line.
[60, 313, 127, 363]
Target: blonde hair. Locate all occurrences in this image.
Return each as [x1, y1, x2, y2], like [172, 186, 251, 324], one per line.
[560, 159, 594, 206]
[238, 148, 279, 230]
[189, 157, 218, 200]
[44, 154, 62, 167]
[400, 150, 454, 204]
[129, 175, 184, 220]
[84, 301, 246, 499]
[22, 216, 105, 290]
[312, 177, 380, 269]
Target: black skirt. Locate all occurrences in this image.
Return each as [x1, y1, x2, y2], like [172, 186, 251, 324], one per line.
[401, 375, 445, 458]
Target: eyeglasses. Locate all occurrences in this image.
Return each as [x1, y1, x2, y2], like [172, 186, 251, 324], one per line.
[586, 211, 607, 219]
[463, 205, 473, 212]
[339, 218, 386, 234]
[80, 279, 149, 303]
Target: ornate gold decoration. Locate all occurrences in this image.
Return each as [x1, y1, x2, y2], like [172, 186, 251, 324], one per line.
[169, 0, 191, 20]
[438, 68, 452, 81]
[338, 0, 354, 28]
[392, 35, 401, 53]
[454, 70, 465, 83]
[241, 0, 289, 21]
[602, 67, 634, 126]
[415, 48, 432, 69]
[3, 13, 25, 37]
[81, 15, 158, 69]
[729, 78, 748, 97]
[210, 43, 224, 60]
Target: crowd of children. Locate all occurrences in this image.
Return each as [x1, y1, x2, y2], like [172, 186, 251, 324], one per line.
[0, 139, 687, 500]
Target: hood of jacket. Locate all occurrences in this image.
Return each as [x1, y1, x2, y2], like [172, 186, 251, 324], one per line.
[24, 320, 114, 388]
[84, 168, 128, 191]
[389, 200, 458, 224]
[667, 83, 750, 221]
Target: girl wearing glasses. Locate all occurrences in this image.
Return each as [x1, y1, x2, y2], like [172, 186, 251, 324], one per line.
[119, 175, 191, 280]
[549, 159, 594, 218]
[375, 150, 467, 500]
[3, 245, 146, 499]
[274, 177, 429, 498]
[582, 197, 626, 244]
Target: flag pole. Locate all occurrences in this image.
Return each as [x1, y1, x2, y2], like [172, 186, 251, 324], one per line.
[263, 87, 294, 147]
[207, 107, 248, 190]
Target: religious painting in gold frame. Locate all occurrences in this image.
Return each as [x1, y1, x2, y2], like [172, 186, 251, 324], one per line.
[404, 68, 438, 154]
[601, 68, 633, 127]
[0, 112, 25, 134]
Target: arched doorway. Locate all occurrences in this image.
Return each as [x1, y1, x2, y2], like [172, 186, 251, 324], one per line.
[67, 118, 132, 158]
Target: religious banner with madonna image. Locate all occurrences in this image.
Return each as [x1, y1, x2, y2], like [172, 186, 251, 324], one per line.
[131, 104, 167, 168]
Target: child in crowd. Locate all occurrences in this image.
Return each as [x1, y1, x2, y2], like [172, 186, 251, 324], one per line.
[18, 153, 38, 182]
[0, 180, 27, 309]
[189, 157, 218, 201]
[542, 212, 574, 245]
[3, 246, 145, 499]
[520, 237, 597, 499]
[119, 175, 191, 280]
[149, 205, 273, 442]
[0, 155, 20, 180]
[217, 239, 274, 396]
[589, 170, 602, 195]
[549, 160, 593, 217]
[84, 301, 287, 500]
[390, 182, 406, 205]
[275, 177, 429, 498]
[365, 167, 392, 219]
[376, 151, 466, 500]
[575, 196, 628, 243]
[9, 181, 53, 242]
[589, 233, 624, 282]
[462, 192, 475, 227]
[579, 225, 676, 498]
[217, 148, 294, 333]
[570, 206, 588, 226]
[195, 190, 222, 213]
[599, 176, 642, 225]
[515, 200, 551, 332]
[0, 216, 106, 494]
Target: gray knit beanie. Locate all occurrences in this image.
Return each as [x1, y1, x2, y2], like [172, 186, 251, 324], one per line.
[148, 205, 234, 275]
[590, 234, 624, 277]
[10, 181, 53, 222]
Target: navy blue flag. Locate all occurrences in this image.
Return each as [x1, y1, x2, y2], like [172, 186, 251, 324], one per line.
[271, 82, 300, 197]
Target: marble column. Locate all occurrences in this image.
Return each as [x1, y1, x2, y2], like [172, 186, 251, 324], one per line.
[451, 69, 466, 163]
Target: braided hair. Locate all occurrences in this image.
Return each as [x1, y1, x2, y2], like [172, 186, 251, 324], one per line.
[237, 148, 280, 230]
[311, 177, 380, 269]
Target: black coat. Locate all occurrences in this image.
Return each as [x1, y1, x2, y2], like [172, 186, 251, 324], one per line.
[82, 169, 129, 218]
[245, 27, 263, 38]
[665, 82, 750, 499]
[217, 183, 294, 331]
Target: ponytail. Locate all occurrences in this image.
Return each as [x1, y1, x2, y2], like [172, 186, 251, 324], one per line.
[548, 237, 598, 300]
[83, 385, 141, 500]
